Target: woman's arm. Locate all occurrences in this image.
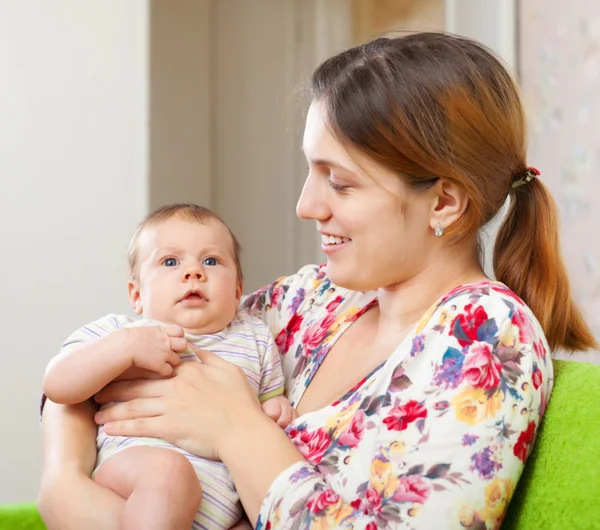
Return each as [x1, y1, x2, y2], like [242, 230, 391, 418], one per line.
[38, 399, 124, 529]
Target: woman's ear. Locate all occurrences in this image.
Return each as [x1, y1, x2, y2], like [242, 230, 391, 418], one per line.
[128, 280, 143, 315]
[429, 178, 469, 233]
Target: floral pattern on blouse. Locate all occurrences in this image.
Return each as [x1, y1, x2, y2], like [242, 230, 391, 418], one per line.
[242, 265, 553, 530]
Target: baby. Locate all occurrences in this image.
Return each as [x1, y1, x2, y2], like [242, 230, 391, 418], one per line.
[43, 203, 295, 530]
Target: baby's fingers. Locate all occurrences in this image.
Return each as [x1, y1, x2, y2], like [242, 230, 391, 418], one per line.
[163, 324, 185, 338]
[169, 337, 188, 353]
[277, 405, 297, 428]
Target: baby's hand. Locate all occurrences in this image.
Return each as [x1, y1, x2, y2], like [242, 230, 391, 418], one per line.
[126, 325, 188, 377]
[261, 395, 298, 428]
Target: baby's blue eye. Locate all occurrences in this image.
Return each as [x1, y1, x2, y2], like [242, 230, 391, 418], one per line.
[203, 257, 218, 266]
[163, 258, 179, 267]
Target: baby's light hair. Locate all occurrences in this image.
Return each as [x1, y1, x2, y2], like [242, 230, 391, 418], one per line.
[127, 203, 243, 283]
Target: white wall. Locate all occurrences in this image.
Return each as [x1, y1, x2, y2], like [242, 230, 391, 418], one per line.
[0, 1, 148, 501]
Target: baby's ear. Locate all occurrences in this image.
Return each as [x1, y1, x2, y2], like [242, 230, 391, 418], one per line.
[236, 280, 243, 302]
[127, 280, 143, 315]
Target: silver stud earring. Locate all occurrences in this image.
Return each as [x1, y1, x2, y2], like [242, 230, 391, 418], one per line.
[434, 223, 445, 237]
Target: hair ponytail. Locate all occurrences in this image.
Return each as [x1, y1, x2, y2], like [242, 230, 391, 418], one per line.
[493, 180, 598, 352]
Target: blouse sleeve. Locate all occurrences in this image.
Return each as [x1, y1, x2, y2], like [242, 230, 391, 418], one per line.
[255, 288, 552, 529]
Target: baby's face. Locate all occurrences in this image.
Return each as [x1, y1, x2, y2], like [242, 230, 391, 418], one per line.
[128, 217, 242, 334]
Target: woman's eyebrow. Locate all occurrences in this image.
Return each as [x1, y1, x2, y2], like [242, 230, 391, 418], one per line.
[301, 147, 355, 174]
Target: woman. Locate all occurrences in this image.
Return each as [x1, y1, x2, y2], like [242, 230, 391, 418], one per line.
[38, 33, 597, 529]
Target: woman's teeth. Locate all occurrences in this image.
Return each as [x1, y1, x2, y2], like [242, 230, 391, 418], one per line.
[321, 234, 350, 245]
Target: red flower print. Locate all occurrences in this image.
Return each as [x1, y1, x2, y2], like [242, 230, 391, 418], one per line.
[532, 365, 543, 390]
[451, 304, 489, 347]
[350, 499, 362, 510]
[382, 400, 427, 431]
[514, 421, 537, 461]
[533, 339, 547, 361]
[275, 313, 304, 355]
[302, 313, 336, 351]
[364, 485, 382, 514]
[270, 285, 284, 309]
[491, 284, 525, 305]
[338, 410, 365, 448]
[463, 341, 502, 389]
[306, 488, 340, 513]
[326, 295, 343, 312]
[393, 475, 431, 504]
[289, 427, 331, 463]
[365, 524, 377, 530]
[511, 308, 535, 345]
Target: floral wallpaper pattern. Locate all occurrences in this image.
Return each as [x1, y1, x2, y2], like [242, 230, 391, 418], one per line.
[519, 0, 600, 361]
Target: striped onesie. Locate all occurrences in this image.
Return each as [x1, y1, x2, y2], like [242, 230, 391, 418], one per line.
[60, 310, 285, 530]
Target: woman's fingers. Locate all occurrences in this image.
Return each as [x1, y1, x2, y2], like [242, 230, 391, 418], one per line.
[102, 415, 169, 440]
[95, 397, 165, 425]
[188, 344, 233, 367]
[94, 378, 170, 404]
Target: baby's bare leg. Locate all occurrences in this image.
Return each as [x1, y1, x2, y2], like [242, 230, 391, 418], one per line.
[94, 446, 202, 530]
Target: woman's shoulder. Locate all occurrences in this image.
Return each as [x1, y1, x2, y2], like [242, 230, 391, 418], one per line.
[435, 280, 543, 333]
[415, 280, 552, 379]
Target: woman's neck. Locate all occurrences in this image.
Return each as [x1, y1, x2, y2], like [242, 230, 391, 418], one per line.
[375, 244, 487, 334]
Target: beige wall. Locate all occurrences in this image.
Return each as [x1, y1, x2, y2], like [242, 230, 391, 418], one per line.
[520, 0, 600, 359]
[149, 0, 212, 211]
[149, 0, 347, 292]
[0, 1, 149, 501]
[353, 0, 444, 42]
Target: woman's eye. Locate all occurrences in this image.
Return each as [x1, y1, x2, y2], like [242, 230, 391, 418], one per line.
[328, 180, 349, 192]
[203, 257, 218, 266]
[163, 258, 179, 267]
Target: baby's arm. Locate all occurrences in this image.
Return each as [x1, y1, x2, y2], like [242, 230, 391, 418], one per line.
[44, 323, 186, 405]
[255, 322, 296, 427]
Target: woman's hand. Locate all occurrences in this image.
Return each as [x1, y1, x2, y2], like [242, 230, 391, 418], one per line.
[94, 348, 264, 460]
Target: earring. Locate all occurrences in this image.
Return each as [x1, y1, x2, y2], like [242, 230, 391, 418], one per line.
[434, 223, 445, 237]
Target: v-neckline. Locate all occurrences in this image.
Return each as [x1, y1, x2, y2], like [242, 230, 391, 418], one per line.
[289, 279, 501, 425]
[290, 297, 378, 412]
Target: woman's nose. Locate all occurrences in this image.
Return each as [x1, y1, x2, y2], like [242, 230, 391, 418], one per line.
[296, 174, 330, 221]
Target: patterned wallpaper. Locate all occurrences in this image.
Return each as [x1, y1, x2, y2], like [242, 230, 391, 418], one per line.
[519, 0, 600, 361]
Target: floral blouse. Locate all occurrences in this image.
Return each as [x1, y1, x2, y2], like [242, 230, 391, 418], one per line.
[242, 265, 553, 530]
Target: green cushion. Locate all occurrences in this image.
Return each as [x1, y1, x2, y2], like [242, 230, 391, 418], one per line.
[503, 359, 600, 529]
[0, 502, 45, 530]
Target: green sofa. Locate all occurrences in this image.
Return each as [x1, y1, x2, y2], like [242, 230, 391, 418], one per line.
[1, 360, 598, 530]
[503, 359, 600, 529]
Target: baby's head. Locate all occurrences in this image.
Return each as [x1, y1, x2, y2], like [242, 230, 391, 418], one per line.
[127, 203, 243, 335]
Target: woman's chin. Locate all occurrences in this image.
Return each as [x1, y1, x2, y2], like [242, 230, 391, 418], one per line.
[324, 263, 374, 292]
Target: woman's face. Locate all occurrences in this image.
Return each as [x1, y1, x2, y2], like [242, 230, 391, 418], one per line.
[297, 100, 437, 292]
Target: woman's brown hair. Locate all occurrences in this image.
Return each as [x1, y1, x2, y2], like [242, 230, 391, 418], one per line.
[311, 32, 597, 352]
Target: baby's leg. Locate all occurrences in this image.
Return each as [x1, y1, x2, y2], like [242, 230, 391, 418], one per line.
[94, 446, 202, 530]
